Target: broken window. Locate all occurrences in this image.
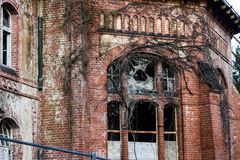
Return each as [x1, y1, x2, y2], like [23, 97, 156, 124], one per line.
[164, 104, 178, 160]
[0, 121, 12, 160]
[128, 101, 157, 160]
[162, 63, 176, 92]
[107, 102, 120, 159]
[128, 57, 155, 93]
[107, 60, 120, 92]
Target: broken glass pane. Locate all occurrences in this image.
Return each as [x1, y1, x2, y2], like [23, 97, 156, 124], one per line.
[128, 57, 155, 93]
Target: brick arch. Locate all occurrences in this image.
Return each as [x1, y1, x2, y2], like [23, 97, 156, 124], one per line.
[0, 117, 19, 129]
[2, 0, 20, 15]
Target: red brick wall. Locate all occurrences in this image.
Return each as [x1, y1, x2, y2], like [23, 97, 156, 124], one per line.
[39, 0, 240, 160]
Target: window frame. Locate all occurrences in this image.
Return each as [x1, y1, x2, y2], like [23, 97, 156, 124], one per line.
[0, 6, 12, 67]
[0, 121, 13, 160]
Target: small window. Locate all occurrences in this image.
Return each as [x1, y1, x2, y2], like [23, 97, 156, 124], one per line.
[107, 60, 120, 92]
[124, 15, 130, 31]
[1, 7, 11, 66]
[165, 18, 170, 35]
[108, 14, 114, 29]
[0, 121, 12, 160]
[100, 13, 105, 28]
[172, 20, 177, 35]
[178, 21, 185, 36]
[141, 17, 146, 32]
[116, 15, 121, 30]
[149, 18, 154, 33]
[132, 16, 138, 32]
[157, 18, 162, 34]
[162, 63, 176, 92]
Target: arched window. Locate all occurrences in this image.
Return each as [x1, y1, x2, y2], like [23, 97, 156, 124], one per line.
[149, 17, 154, 33]
[124, 15, 130, 31]
[162, 63, 176, 92]
[157, 18, 162, 34]
[165, 18, 170, 35]
[0, 121, 12, 159]
[164, 104, 178, 160]
[107, 60, 120, 92]
[107, 102, 120, 159]
[116, 15, 121, 30]
[108, 14, 114, 29]
[100, 12, 105, 28]
[1, 6, 11, 66]
[178, 21, 185, 36]
[172, 20, 177, 35]
[141, 16, 146, 32]
[132, 16, 138, 32]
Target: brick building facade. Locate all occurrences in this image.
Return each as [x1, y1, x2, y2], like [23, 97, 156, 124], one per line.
[1, 0, 240, 160]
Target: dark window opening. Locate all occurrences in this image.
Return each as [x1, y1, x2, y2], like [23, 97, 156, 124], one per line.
[108, 102, 120, 130]
[128, 133, 156, 142]
[128, 101, 156, 143]
[108, 132, 120, 141]
[3, 8, 10, 28]
[164, 105, 176, 132]
[108, 102, 120, 141]
[164, 134, 176, 141]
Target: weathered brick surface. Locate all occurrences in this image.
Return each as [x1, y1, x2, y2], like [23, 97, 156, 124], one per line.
[37, 0, 240, 160]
